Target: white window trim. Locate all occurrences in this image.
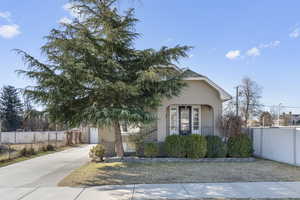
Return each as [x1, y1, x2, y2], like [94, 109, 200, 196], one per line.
[169, 105, 202, 135]
[192, 106, 201, 134]
[169, 105, 179, 135]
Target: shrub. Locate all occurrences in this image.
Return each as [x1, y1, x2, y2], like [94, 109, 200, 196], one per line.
[158, 142, 166, 157]
[164, 134, 207, 158]
[206, 136, 227, 158]
[20, 148, 27, 156]
[217, 114, 243, 137]
[46, 144, 55, 151]
[89, 144, 105, 162]
[128, 126, 153, 156]
[0, 145, 6, 153]
[27, 148, 36, 156]
[41, 146, 47, 152]
[164, 135, 186, 157]
[227, 134, 253, 158]
[144, 142, 159, 158]
[185, 135, 207, 159]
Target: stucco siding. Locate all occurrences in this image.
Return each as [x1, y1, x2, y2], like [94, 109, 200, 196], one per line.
[157, 80, 223, 141]
[82, 79, 226, 154]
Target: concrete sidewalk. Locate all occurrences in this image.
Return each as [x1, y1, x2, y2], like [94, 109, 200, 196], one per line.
[1, 182, 300, 200]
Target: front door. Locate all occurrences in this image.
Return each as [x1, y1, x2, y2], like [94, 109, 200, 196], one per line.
[179, 106, 191, 135]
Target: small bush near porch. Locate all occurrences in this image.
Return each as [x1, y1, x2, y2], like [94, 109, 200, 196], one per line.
[59, 159, 300, 187]
[146, 134, 252, 159]
[164, 135, 207, 158]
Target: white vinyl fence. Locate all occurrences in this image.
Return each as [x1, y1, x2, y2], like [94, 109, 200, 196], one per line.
[0, 131, 66, 144]
[0, 131, 68, 161]
[252, 127, 300, 166]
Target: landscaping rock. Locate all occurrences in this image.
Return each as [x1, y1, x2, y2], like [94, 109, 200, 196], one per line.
[104, 157, 255, 163]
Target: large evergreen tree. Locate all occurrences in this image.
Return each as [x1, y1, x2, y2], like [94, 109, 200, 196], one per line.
[17, 0, 191, 157]
[0, 85, 23, 131]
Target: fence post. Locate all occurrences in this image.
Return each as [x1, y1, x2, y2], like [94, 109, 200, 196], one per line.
[293, 128, 297, 165]
[8, 143, 11, 160]
[0, 132, 2, 145]
[14, 132, 17, 144]
[55, 132, 58, 148]
[33, 132, 36, 149]
[260, 128, 263, 157]
[48, 132, 50, 146]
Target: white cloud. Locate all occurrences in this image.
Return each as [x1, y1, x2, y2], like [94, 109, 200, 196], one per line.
[289, 28, 300, 38]
[0, 24, 21, 39]
[0, 11, 11, 21]
[225, 50, 240, 60]
[246, 47, 260, 57]
[259, 40, 280, 48]
[0, 11, 21, 39]
[63, 3, 81, 19]
[245, 40, 280, 57]
[59, 17, 72, 24]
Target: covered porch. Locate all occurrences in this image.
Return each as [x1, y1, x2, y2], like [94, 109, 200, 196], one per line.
[167, 104, 215, 136]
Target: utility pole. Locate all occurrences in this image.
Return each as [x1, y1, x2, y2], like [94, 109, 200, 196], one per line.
[235, 86, 239, 117]
[278, 103, 282, 126]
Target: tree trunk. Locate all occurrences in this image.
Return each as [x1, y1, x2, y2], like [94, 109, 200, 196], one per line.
[114, 121, 124, 158]
[245, 106, 249, 127]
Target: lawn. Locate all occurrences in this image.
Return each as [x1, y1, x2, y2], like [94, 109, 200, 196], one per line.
[58, 159, 300, 187]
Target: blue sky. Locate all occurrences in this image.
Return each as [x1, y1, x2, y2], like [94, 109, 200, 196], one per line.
[0, 0, 300, 113]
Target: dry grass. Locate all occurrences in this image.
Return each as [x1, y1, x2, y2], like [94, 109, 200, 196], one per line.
[58, 159, 300, 187]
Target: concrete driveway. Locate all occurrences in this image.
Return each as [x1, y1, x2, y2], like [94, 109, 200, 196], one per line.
[0, 145, 92, 187]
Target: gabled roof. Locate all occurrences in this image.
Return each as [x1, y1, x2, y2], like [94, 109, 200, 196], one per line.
[182, 69, 206, 78]
[155, 65, 232, 102]
[181, 68, 232, 102]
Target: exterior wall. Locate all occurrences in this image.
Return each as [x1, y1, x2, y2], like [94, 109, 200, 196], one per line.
[157, 80, 223, 142]
[252, 127, 300, 166]
[201, 105, 214, 135]
[81, 124, 143, 155]
[80, 125, 116, 156]
[81, 79, 225, 153]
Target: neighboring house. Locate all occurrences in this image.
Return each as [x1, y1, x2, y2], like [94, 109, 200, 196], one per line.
[276, 112, 300, 126]
[290, 114, 300, 125]
[80, 67, 232, 155]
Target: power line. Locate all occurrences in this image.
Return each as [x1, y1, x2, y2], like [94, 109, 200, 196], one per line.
[237, 104, 300, 109]
[260, 104, 300, 109]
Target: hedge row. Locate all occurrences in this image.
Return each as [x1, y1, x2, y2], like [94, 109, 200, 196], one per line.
[143, 134, 253, 158]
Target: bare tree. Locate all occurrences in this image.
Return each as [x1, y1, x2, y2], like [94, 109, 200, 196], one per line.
[259, 111, 273, 127]
[223, 99, 236, 115]
[239, 77, 262, 127]
[217, 113, 243, 139]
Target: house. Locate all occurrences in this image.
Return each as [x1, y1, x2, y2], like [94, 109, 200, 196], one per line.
[275, 112, 300, 126]
[289, 113, 300, 125]
[80, 67, 232, 155]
